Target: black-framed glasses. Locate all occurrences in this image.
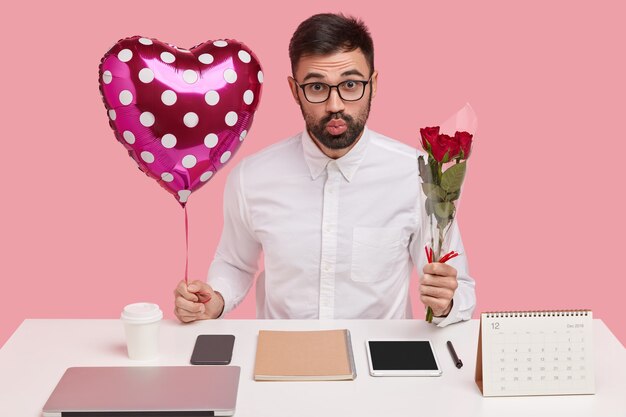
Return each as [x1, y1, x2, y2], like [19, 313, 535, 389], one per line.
[294, 76, 373, 103]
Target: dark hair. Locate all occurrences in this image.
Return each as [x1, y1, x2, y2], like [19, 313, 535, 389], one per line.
[289, 13, 374, 75]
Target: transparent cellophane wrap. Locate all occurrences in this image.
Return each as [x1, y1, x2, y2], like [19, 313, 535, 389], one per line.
[419, 103, 477, 322]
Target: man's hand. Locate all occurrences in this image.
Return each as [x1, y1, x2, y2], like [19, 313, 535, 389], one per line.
[173, 280, 225, 323]
[420, 263, 458, 317]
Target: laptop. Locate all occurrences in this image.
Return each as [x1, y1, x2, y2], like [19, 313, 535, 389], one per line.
[42, 366, 240, 416]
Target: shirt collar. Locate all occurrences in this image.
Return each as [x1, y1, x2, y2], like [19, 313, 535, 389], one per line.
[301, 126, 371, 182]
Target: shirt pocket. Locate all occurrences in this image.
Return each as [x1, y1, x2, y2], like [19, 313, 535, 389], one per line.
[350, 227, 404, 283]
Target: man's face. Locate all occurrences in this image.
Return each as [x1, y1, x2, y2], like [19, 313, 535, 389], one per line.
[289, 49, 377, 151]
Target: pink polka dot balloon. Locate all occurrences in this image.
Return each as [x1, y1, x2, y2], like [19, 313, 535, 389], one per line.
[99, 36, 263, 207]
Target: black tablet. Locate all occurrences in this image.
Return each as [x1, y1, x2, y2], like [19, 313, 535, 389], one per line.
[366, 339, 442, 376]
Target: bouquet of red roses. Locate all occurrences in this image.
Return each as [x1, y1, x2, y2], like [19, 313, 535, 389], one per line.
[419, 126, 474, 322]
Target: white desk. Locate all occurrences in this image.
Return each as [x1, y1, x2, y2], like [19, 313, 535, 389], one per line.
[0, 319, 624, 416]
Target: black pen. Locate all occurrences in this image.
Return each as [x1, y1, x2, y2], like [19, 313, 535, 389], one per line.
[446, 340, 463, 369]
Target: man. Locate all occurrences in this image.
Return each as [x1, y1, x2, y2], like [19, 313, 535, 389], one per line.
[174, 13, 475, 325]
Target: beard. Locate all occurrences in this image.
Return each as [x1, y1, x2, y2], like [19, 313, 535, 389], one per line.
[300, 95, 371, 150]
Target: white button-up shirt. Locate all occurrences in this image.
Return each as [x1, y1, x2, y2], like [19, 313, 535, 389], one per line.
[208, 127, 475, 326]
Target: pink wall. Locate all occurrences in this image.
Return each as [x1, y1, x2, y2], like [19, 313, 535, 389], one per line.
[1, 1, 625, 348]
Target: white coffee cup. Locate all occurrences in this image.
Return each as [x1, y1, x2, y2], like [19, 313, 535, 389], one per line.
[121, 302, 163, 360]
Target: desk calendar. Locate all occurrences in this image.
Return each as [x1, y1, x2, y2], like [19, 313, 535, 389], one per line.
[475, 310, 595, 397]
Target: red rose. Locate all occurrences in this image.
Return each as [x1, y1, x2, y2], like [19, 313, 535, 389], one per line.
[421, 127, 472, 162]
[434, 134, 458, 162]
[419, 127, 440, 153]
[421, 128, 457, 163]
[445, 134, 461, 162]
[454, 131, 473, 159]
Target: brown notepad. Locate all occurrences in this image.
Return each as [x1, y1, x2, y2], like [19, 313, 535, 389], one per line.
[253, 329, 356, 381]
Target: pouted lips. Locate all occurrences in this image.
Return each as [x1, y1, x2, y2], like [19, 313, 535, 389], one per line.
[326, 119, 347, 135]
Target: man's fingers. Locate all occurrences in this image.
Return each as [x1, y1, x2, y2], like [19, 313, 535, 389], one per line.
[420, 273, 458, 291]
[196, 292, 212, 304]
[423, 262, 456, 277]
[420, 283, 454, 300]
[175, 297, 205, 314]
[420, 269, 457, 316]
[175, 280, 199, 302]
[187, 280, 214, 303]
[174, 307, 204, 323]
[173, 280, 221, 322]
[188, 280, 212, 295]
[420, 295, 450, 313]
[177, 313, 197, 323]
[174, 307, 192, 323]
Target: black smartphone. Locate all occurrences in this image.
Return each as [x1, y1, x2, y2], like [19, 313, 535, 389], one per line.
[190, 334, 235, 365]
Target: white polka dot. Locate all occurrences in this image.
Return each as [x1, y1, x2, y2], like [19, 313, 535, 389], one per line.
[161, 90, 177, 106]
[204, 133, 218, 148]
[140, 112, 155, 127]
[243, 90, 254, 105]
[200, 171, 213, 182]
[238, 50, 251, 63]
[257, 70, 264, 83]
[108, 109, 116, 120]
[213, 40, 228, 47]
[141, 151, 154, 163]
[161, 133, 177, 148]
[122, 130, 135, 144]
[161, 172, 174, 182]
[102, 70, 113, 84]
[198, 53, 214, 64]
[224, 69, 237, 84]
[138, 68, 154, 83]
[225, 111, 238, 127]
[204, 90, 220, 106]
[119, 90, 133, 105]
[183, 112, 199, 128]
[118, 49, 133, 62]
[183, 69, 198, 84]
[139, 37, 153, 45]
[160, 51, 175, 63]
[220, 151, 232, 164]
[240, 130, 247, 141]
[178, 189, 191, 203]
[182, 155, 197, 168]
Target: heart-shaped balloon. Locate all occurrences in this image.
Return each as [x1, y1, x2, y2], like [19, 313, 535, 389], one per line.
[98, 36, 263, 206]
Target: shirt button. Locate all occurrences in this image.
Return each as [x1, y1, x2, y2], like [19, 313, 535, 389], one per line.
[324, 226, 332, 233]
[323, 264, 330, 272]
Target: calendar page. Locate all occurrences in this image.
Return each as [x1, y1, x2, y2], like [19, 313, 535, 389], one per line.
[475, 310, 594, 397]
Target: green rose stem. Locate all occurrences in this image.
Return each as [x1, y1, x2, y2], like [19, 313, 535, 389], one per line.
[424, 162, 464, 322]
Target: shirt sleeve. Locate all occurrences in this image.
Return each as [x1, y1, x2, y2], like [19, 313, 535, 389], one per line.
[207, 160, 262, 316]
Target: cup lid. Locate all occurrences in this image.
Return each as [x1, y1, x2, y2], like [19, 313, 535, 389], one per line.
[121, 302, 163, 323]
